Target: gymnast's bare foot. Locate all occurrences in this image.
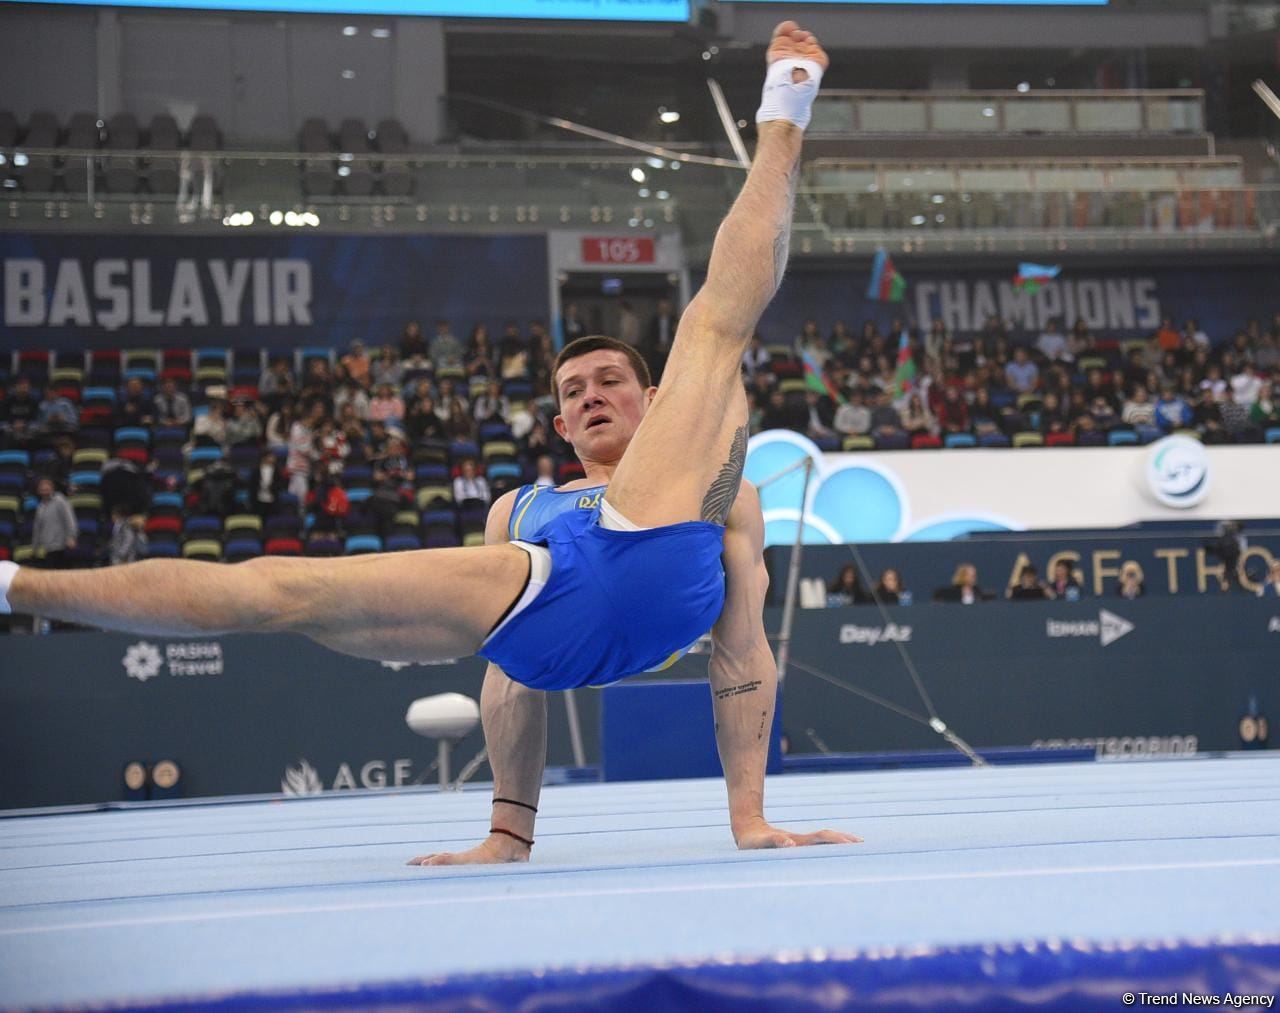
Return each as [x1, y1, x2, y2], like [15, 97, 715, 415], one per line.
[406, 833, 530, 866]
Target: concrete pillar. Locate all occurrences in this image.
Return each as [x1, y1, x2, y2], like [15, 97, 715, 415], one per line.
[96, 7, 122, 119]
[392, 17, 445, 145]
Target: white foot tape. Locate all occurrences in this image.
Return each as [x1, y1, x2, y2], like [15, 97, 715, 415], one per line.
[0, 561, 18, 615]
[756, 58, 825, 131]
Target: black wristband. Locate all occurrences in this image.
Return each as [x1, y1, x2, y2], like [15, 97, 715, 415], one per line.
[493, 796, 537, 814]
[490, 826, 534, 849]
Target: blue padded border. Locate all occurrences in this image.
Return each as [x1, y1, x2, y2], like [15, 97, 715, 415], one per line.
[48, 935, 1280, 1012]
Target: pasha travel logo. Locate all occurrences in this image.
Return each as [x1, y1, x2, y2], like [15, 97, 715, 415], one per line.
[1145, 435, 1210, 509]
[1046, 610, 1135, 647]
[122, 640, 224, 680]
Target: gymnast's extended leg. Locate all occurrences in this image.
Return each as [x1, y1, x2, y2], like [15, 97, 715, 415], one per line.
[603, 21, 827, 529]
[0, 546, 530, 663]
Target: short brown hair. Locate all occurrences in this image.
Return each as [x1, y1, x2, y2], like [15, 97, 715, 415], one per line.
[551, 335, 652, 408]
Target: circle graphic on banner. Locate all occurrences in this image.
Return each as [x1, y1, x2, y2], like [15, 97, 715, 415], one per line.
[1145, 435, 1210, 509]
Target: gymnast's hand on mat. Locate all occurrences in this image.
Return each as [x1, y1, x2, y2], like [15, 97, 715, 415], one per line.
[734, 819, 862, 850]
[405, 833, 531, 867]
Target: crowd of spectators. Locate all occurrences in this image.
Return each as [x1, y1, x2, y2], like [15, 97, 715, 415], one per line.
[1, 301, 1277, 581]
[748, 311, 1280, 449]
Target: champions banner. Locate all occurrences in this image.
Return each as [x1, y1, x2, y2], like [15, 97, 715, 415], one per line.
[0, 233, 549, 351]
[758, 260, 1280, 340]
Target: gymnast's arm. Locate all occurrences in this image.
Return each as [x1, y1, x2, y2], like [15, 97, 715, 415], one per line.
[406, 490, 547, 866]
[710, 481, 861, 850]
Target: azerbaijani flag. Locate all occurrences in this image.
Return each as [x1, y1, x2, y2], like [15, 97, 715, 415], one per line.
[801, 349, 846, 405]
[867, 249, 906, 303]
[1014, 263, 1061, 294]
[891, 329, 916, 398]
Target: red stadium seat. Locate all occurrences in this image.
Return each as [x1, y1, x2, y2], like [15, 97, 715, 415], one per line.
[265, 537, 303, 556]
[1045, 432, 1077, 448]
[910, 434, 943, 450]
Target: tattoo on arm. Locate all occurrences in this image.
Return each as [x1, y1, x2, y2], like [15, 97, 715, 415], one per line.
[701, 426, 748, 524]
[713, 679, 763, 701]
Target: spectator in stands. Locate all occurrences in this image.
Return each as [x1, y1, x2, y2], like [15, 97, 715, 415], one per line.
[934, 564, 992, 604]
[1117, 561, 1145, 600]
[452, 457, 490, 508]
[1257, 559, 1280, 599]
[616, 302, 641, 347]
[830, 320, 856, 362]
[399, 319, 427, 360]
[1, 376, 39, 446]
[834, 388, 872, 437]
[286, 401, 323, 505]
[315, 417, 349, 477]
[405, 395, 445, 442]
[309, 465, 350, 535]
[742, 334, 771, 383]
[1036, 319, 1070, 363]
[1048, 559, 1083, 600]
[32, 477, 76, 569]
[365, 419, 391, 460]
[970, 387, 1001, 438]
[333, 373, 370, 421]
[340, 340, 371, 390]
[869, 390, 904, 438]
[1038, 391, 1069, 434]
[428, 320, 463, 372]
[1183, 318, 1210, 348]
[1255, 329, 1279, 374]
[1218, 387, 1252, 440]
[258, 357, 295, 412]
[827, 564, 869, 607]
[1154, 316, 1182, 352]
[1007, 564, 1049, 601]
[370, 344, 403, 391]
[1004, 346, 1038, 395]
[1249, 381, 1278, 429]
[369, 383, 405, 426]
[533, 454, 557, 488]
[37, 384, 79, 435]
[1231, 362, 1262, 408]
[935, 386, 970, 435]
[762, 389, 804, 433]
[265, 401, 294, 451]
[1154, 385, 1193, 433]
[252, 449, 284, 518]
[796, 320, 827, 367]
[154, 377, 192, 427]
[1088, 395, 1119, 434]
[562, 302, 586, 345]
[338, 403, 367, 449]
[804, 390, 836, 442]
[498, 322, 529, 380]
[107, 505, 147, 566]
[874, 568, 907, 605]
[900, 393, 935, 437]
[36, 435, 73, 493]
[1200, 363, 1227, 402]
[529, 330, 558, 398]
[192, 398, 229, 449]
[226, 399, 262, 446]
[465, 324, 496, 378]
[1121, 386, 1157, 428]
[473, 380, 508, 426]
[1068, 320, 1096, 360]
[446, 400, 476, 442]
[524, 417, 552, 457]
[1195, 392, 1228, 444]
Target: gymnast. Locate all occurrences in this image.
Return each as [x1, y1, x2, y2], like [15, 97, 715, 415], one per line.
[0, 21, 859, 862]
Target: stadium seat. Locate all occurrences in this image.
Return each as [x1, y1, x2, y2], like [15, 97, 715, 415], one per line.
[182, 539, 223, 561]
[344, 534, 382, 555]
[943, 433, 977, 449]
[1045, 432, 1076, 448]
[415, 485, 453, 510]
[462, 532, 485, 547]
[1265, 428, 1280, 445]
[979, 433, 1011, 448]
[225, 514, 262, 535]
[385, 533, 422, 552]
[910, 434, 943, 450]
[1108, 430, 1139, 447]
[188, 446, 224, 467]
[184, 515, 223, 537]
[874, 432, 910, 451]
[1078, 430, 1106, 447]
[1135, 426, 1163, 445]
[224, 537, 263, 562]
[842, 436, 874, 451]
[145, 540, 181, 558]
[1012, 432, 1045, 449]
[145, 516, 182, 537]
[70, 470, 102, 488]
[265, 536, 304, 556]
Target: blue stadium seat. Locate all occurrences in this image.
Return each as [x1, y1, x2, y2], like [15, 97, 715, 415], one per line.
[150, 491, 184, 511]
[345, 487, 373, 504]
[944, 433, 976, 449]
[1108, 429, 1139, 447]
[1077, 430, 1106, 447]
[342, 464, 373, 486]
[224, 537, 263, 562]
[1135, 426, 1163, 445]
[188, 446, 224, 466]
[113, 427, 151, 446]
[449, 441, 480, 463]
[1265, 428, 1280, 445]
[70, 471, 101, 488]
[385, 533, 422, 552]
[486, 462, 522, 482]
[415, 463, 450, 484]
[979, 432, 1011, 448]
[344, 534, 382, 555]
[479, 422, 515, 443]
[145, 540, 180, 558]
[874, 432, 910, 451]
[0, 450, 31, 470]
[184, 515, 223, 536]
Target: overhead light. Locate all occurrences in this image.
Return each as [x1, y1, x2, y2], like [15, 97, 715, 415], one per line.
[910, 215, 927, 226]
[630, 167, 646, 183]
[658, 108, 680, 124]
[932, 194, 946, 204]
[338, 152, 354, 162]
[337, 165, 352, 177]
[701, 51, 711, 61]
[669, 161, 680, 170]
[285, 211, 300, 226]
[269, 210, 283, 225]
[342, 25, 358, 36]
[982, 107, 996, 118]
[342, 69, 356, 80]
[13, 152, 28, 167]
[638, 188, 651, 198]
[304, 212, 320, 226]
[0, 154, 6, 166]
[656, 190, 669, 200]
[1017, 82, 1031, 93]
[371, 27, 390, 38]
[645, 155, 665, 169]
[736, 119, 748, 129]
[628, 217, 640, 227]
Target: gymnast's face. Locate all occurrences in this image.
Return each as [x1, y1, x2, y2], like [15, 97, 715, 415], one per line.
[553, 350, 656, 463]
